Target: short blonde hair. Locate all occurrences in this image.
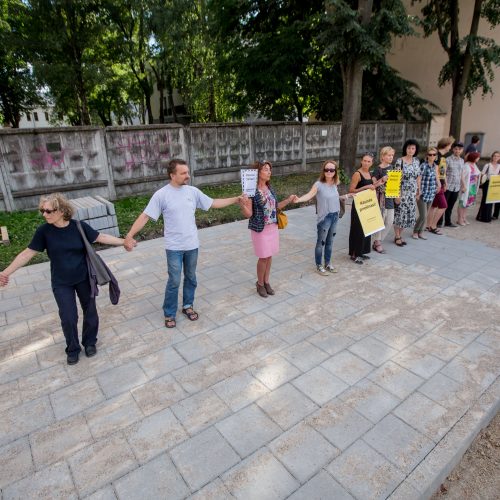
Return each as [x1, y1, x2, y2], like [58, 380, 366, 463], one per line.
[379, 146, 395, 162]
[426, 147, 438, 155]
[437, 136, 454, 149]
[38, 193, 74, 221]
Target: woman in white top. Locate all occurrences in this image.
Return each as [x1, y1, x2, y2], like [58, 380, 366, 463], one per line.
[295, 160, 351, 275]
[476, 151, 500, 223]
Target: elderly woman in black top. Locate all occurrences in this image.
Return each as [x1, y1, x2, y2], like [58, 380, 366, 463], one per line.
[0, 193, 132, 365]
[240, 161, 296, 297]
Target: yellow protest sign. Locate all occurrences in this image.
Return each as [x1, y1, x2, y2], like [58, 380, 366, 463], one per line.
[486, 175, 500, 204]
[354, 189, 385, 236]
[385, 170, 402, 198]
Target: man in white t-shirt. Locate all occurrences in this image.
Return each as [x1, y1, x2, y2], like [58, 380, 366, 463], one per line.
[125, 159, 241, 328]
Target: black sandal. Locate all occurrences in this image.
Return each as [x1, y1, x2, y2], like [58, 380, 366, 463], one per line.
[165, 317, 176, 328]
[182, 308, 199, 321]
[350, 256, 364, 265]
[394, 237, 404, 247]
[429, 228, 443, 235]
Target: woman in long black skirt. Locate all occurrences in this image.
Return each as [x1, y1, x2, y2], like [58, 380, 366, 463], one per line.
[348, 154, 382, 264]
[476, 151, 500, 222]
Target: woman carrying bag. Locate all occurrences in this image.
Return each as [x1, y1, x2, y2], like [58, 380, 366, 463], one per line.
[0, 193, 133, 365]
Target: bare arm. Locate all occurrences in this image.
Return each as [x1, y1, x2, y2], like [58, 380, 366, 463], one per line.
[349, 172, 375, 194]
[211, 196, 240, 209]
[239, 195, 252, 218]
[277, 195, 295, 210]
[95, 233, 127, 247]
[295, 184, 318, 203]
[0, 248, 39, 286]
[124, 212, 150, 250]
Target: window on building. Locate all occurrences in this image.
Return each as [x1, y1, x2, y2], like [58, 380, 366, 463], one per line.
[45, 112, 49, 121]
[34, 112, 39, 121]
[26, 113, 31, 121]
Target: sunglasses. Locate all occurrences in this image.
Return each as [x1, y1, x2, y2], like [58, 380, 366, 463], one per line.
[324, 168, 336, 173]
[427, 153, 437, 156]
[39, 208, 57, 215]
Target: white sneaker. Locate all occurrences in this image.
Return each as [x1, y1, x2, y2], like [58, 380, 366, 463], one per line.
[325, 264, 338, 273]
[317, 265, 329, 276]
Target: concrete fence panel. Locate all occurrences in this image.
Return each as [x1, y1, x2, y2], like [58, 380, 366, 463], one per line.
[0, 120, 429, 211]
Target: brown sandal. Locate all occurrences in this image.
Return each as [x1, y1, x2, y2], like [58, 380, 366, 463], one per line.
[182, 308, 199, 321]
[165, 317, 176, 328]
[372, 241, 386, 254]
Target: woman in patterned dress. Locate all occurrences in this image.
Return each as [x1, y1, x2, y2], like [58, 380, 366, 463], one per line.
[393, 139, 421, 246]
[457, 152, 481, 225]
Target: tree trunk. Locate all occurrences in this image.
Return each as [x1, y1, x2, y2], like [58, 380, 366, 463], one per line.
[166, 73, 177, 122]
[339, 59, 364, 175]
[448, 0, 483, 139]
[338, 0, 373, 176]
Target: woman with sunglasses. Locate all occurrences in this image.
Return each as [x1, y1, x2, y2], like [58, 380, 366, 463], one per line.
[240, 161, 296, 297]
[0, 193, 131, 365]
[295, 160, 351, 275]
[413, 147, 440, 239]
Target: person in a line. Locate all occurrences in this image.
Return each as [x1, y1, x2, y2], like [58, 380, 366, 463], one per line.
[393, 139, 421, 246]
[476, 151, 500, 223]
[465, 135, 481, 154]
[457, 152, 481, 225]
[348, 153, 384, 264]
[443, 141, 465, 227]
[371, 146, 395, 253]
[240, 161, 296, 296]
[413, 147, 439, 239]
[124, 158, 242, 328]
[428, 136, 453, 230]
[294, 160, 351, 275]
[0, 193, 131, 365]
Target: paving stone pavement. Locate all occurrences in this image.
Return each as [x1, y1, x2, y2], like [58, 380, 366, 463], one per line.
[0, 205, 499, 500]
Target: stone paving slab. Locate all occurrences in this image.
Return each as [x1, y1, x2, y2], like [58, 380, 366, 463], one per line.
[0, 205, 499, 499]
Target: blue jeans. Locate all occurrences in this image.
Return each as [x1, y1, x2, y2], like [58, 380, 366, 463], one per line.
[163, 248, 198, 318]
[315, 212, 339, 266]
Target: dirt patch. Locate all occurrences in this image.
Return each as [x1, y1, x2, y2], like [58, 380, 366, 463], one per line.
[431, 410, 500, 499]
[441, 217, 500, 250]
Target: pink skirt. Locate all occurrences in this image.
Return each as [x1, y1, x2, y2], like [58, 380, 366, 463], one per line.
[251, 223, 279, 258]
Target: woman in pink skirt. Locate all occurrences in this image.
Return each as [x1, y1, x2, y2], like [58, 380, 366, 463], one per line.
[240, 161, 296, 297]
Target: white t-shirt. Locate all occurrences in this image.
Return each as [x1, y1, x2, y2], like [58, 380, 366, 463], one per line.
[144, 184, 213, 250]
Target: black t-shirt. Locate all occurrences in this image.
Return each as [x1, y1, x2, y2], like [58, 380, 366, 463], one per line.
[29, 220, 99, 287]
[372, 166, 394, 209]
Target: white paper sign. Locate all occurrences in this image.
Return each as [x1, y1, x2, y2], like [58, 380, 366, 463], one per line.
[241, 169, 258, 197]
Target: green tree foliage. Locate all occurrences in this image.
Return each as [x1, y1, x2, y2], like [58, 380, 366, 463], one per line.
[418, 0, 500, 139]
[151, 0, 236, 123]
[103, 0, 156, 124]
[26, 0, 107, 126]
[320, 0, 416, 172]
[209, 0, 324, 122]
[0, 0, 40, 127]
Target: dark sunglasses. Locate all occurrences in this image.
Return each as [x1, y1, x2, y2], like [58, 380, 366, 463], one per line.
[427, 153, 437, 156]
[39, 208, 57, 215]
[324, 168, 336, 173]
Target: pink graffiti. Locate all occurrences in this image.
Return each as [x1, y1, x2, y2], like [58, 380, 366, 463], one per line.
[29, 146, 66, 171]
[114, 133, 171, 171]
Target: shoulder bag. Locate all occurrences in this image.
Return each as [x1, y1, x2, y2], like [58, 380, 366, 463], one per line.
[277, 209, 288, 229]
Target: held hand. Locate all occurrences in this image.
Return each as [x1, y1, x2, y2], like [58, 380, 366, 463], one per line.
[289, 194, 299, 203]
[0, 272, 9, 287]
[369, 185, 376, 190]
[124, 235, 136, 252]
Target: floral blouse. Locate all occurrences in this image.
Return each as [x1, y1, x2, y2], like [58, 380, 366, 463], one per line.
[260, 188, 277, 224]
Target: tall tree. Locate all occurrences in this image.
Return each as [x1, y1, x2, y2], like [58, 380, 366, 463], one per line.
[27, 0, 105, 126]
[103, 0, 155, 124]
[320, 0, 414, 172]
[0, 0, 40, 127]
[418, 0, 500, 139]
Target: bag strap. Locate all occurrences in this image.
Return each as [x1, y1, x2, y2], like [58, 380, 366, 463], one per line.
[75, 220, 94, 255]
